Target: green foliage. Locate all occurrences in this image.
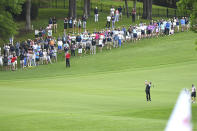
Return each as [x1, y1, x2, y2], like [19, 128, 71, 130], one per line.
[0, 12, 17, 41]
[177, 0, 197, 32]
[0, 0, 25, 15]
[0, 0, 25, 42]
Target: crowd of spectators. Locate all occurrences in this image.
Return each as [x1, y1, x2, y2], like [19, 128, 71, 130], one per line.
[0, 8, 189, 71]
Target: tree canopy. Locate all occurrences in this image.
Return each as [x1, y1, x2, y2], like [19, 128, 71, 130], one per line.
[0, 0, 25, 42]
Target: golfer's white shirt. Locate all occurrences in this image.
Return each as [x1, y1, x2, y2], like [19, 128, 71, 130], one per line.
[192, 86, 196, 92]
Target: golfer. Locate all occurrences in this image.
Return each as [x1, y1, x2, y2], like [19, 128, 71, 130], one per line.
[191, 84, 196, 103]
[145, 80, 151, 101]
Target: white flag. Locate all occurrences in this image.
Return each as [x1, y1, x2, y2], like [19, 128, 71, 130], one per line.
[165, 89, 192, 131]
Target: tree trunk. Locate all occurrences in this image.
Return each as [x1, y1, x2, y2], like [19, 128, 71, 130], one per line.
[87, 0, 91, 17]
[142, 0, 147, 19]
[73, 0, 76, 18]
[69, 0, 73, 17]
[148, 0, 152, 19]
[26, 0, 31, 31]
[142, 0, 152, 20]
[69, 0, 76, 18]
[146, 0, 150, 19]
[133, 0, 137, 11]
[84, 0, 88, 17]
[125, 0, 129, 18]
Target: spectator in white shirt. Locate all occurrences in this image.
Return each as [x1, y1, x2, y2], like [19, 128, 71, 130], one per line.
[110, 6, 115, 16]
[106, 16, 111, 29]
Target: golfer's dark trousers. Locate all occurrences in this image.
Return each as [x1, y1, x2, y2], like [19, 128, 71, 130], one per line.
[66, 58, 70, 67]
[146, 90, 151, 101]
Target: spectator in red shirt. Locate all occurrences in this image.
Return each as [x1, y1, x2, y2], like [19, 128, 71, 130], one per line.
[11, 55, 17, 71]
[65, 52, 71, 68]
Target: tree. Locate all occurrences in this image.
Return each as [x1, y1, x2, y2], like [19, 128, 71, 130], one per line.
[87, 0, 91, 17]
[83, 0, 91, 17]
[148, 0, 152, 19]
[125, 0, 129, 18]
[142, 0, 152, 19]
[0, 0, 25, 42]
[177, 0, 197, 32]
[84, 0, 88, 17]
[26, 0, 31, 31]
[69, 0, 73, 17]
[69, 0, 76, 18]
[142, 0, 147, 19]
[73, 0, 76, 18]
[133, 0, 137, 11]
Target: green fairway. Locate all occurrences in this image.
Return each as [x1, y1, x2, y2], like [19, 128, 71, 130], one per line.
[0, 32, 197, 131]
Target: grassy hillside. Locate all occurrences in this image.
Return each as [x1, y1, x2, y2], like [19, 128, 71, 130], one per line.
[0, 32, 197, 131]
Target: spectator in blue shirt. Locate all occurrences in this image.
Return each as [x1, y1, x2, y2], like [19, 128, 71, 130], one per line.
[180, 17, 185, 32]
[165, 21, 171, 35]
